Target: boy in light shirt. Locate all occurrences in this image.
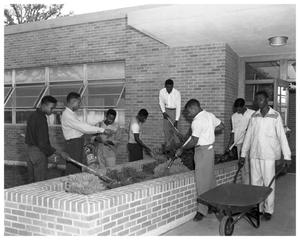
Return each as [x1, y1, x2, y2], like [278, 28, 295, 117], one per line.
[240, 91, 291, 220]
[226, 98, 255, 184]
[175, 99, 224, 221]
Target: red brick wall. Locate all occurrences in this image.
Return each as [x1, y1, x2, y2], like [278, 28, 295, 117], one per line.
[4, 17, 240, 163]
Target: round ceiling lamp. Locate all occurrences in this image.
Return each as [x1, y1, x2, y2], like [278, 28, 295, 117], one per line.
[268, 36, 288, 46]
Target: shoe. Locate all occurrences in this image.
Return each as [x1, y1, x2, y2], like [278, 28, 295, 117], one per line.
[193, 212, 204, 222]
[263, 213, 272, 220]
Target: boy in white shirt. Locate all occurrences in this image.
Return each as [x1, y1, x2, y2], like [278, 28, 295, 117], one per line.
[159, 79, 181, 148]
[240, 91, 291, 220]
[226, 98, 255, 184]
[128, 109, 152, 162]
[61, 92, 112, 174]
[175, 99, 224, 221]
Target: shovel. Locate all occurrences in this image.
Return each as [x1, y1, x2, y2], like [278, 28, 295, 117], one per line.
[66, 156, 114, 184]
[166, 116, 185, 142]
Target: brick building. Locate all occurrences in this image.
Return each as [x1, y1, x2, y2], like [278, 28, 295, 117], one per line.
[4, 5, 296, 165]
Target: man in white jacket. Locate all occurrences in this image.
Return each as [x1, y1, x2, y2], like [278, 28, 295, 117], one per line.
[240, 91, 291, 221]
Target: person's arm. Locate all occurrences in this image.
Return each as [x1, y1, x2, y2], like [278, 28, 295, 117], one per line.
[175, 91, 181, 123]
[134, 133, 150, 150]
[175, 121, 200, 156]
[226, 117, 234, 151]
[159, 90, 166, 114]
[109, 125, 122, 146]
[159, 90, 169, 119]
[36, 120, 56, 157]
[64, 113, 106, 134]
[215, 122, 224, 133]
[275, 115, 291, 162]
[240, 118, 253, 159]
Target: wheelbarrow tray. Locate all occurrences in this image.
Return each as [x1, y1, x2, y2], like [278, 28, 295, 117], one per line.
[197, 183, 272, 236]
[198, 183, 272, 208]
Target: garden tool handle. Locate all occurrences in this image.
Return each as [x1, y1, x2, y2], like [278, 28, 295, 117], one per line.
[66, 156, 113, 183]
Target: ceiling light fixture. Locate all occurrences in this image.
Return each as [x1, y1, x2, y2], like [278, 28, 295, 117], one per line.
[268, 36, 288, 46]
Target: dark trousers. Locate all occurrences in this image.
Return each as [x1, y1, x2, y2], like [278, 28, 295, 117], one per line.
[65, 137, 84, 175]
[26, 145, 48, 183]
[128, 143, 143, 162]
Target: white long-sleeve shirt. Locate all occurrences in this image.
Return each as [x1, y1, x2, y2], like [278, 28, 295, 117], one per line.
[231, 108, 255, 145]
[159, 88, 181, 121]
[241, 107, 291, 161]
[61, 107, 105, 140]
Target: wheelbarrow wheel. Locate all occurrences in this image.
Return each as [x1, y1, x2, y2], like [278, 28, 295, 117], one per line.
[219, 216, 234, 236]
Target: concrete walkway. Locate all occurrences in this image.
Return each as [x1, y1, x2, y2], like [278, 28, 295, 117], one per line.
[163, 173, 296, 236]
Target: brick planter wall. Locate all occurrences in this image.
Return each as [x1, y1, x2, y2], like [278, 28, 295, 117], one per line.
[4, 160, 241, 236]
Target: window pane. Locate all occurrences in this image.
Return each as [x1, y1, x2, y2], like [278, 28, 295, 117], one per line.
[5, 70, 12, 84]
[4, 110, 12, 123]
[16, 110, 34, 124]
[87, 61, 125, 80]
[49, 65, 84, 82]
[15, 85, 44, 108]
[245, 61, 280, 80]
[288, 60, 296, 81]
[4, 86, 12, 100]
[83, 84, 124, 107]
[15, 68, 45, 83]
[245, 85, 254, 102]
[48, 83, 82, 108]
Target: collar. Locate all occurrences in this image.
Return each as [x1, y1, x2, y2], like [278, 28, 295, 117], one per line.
[254, 107, 278, 119]
[193, 110, 205, 120]
[65, 107, 75, 113]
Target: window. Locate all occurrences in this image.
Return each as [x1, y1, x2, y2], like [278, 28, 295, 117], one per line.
[4, 110, 12, 124]
[4, 61, 126, 126]
[16, 110, 35, 124]
[287, 60, 296, 82]
[15, 68, 45, 83]
[82, 81, 125, 108]
[87, 61, 125, 80]
[49, 65, 84, 82]
[48, 82, 83, 108]
[245, 61, 280, 80]
[14, 84, 45, 108]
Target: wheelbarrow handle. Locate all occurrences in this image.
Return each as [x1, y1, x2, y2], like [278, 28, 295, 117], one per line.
[233, 162, 244, 183]
[268, 164, 288, 188]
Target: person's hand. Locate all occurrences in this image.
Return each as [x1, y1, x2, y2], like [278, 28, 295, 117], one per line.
[283, 159, 291, 169]
[225, 145, 231, 153]
[103, 129, 113, 135]
[163, 112, 170, 119]
[105, 140, 115, 146]
[58, 151, 70, 160]
[238, 157, 245, 168]
[174, 121, 178, 128]
[175, 147, 183, 158]
[144, 147, 152, 156]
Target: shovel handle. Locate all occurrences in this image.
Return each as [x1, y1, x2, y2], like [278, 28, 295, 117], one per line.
[66, 157, 113, 183]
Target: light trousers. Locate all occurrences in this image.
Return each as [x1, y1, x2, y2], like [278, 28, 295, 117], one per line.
[250, 158, 275, 214]
[194, 145, 216, 215]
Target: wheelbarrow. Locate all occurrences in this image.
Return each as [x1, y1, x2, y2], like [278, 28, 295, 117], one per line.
[197, 163, 287, 236]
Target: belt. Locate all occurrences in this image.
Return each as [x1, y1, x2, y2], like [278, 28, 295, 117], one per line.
[166, 107, 176, 110]
[195, 144, 214, 150]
